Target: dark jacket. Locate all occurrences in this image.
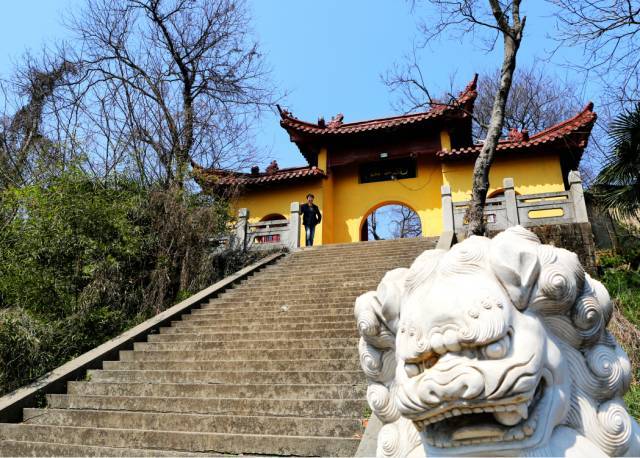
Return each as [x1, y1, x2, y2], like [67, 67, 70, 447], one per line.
[301, 203, 322, 227]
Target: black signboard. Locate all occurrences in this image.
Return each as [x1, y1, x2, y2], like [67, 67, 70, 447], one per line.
[359, 157, 417, 184]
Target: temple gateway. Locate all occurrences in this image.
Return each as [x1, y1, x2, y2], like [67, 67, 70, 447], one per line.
[194, 76, 596, 246]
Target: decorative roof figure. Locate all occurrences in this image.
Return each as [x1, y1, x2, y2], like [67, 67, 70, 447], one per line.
[327, 113, 344, 128]
[507, 127, 530, 142]
[265, 160, 279, 175]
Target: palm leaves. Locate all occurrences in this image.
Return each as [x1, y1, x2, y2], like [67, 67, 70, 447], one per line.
[595, 104, 640, 223]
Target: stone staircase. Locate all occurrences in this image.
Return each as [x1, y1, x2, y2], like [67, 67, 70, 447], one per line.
[0, 237, 436, 457]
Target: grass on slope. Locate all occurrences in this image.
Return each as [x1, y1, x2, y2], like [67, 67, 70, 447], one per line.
[599, 249, 640, 420]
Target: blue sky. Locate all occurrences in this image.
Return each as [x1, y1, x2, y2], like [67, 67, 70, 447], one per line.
[0, 1, 594, 169]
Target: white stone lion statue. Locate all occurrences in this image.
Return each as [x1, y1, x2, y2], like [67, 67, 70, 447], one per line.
[355, 226, 640, 457]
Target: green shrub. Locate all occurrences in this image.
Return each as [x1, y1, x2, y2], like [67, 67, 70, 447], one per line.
[0, 168, 263, 395]
[598, 243, 640, 420]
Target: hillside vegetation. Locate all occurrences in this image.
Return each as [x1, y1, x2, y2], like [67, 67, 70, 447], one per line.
[0, 169, 264, 395]
[601, 232, 640, 419]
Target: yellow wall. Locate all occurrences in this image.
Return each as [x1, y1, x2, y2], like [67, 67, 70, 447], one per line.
[441, 154, 565, 202]
[232, 152, 566, 245]
[331, 156, 445, 241]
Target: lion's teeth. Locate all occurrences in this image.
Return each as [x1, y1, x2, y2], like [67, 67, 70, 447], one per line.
[493, 410, 524, 426]
[516, 403, 529, 419]
[523, 423, 534, 436]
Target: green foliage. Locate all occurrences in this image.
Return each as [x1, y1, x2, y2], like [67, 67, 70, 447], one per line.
[0, 168, 259, 395]
[625, 383, 640, 421]
[598, 243, 640, 420]
[594, 103, 640, 223]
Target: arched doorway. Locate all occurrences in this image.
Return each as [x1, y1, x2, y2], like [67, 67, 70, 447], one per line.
[360, 202, 422, 241]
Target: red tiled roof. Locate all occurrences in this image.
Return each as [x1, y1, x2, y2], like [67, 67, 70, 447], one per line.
[279, 75, 478, 136]
[194, 164, 326, 187]
[437, 102, 597, 158]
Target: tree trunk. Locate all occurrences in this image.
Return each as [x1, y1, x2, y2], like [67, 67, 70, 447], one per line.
[466, 28, 523, 236]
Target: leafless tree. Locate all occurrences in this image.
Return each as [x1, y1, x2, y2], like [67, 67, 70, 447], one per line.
[66, 0, 273, 189]
[551, 0, 640, 107]
[386, 62, 582, 139]
[367, 210, 383, 241]
[474, 65, 581, 138]
[0, 57, 78, 190]
[387, 1, 526, 236]
[390, 205, 422, 238]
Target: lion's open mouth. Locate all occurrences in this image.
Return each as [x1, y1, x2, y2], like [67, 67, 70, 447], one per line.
[414, 378, 547, 448]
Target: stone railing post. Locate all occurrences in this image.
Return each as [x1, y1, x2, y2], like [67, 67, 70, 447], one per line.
[569, 170, 589, 223]
[236, 208, 249, 251]
[503, 177, 519, 227]
[289, 202, 301, 249]
[441, 185, 454, 232]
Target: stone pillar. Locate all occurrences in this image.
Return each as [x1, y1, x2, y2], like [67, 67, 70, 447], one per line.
[441, 185, 454, 232]
[236, 208, 249, 251]
[503, 177, 519, 227]
[289, 202, 301, 249]
[569, 170, 589, 223]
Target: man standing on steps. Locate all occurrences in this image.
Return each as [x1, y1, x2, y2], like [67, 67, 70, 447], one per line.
[300, 193, 321, 247]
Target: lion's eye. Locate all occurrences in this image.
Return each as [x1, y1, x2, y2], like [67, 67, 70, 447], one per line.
[483, 335, 510, 359]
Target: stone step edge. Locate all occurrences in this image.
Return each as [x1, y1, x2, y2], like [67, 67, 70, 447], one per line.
[46, 394, 365, 402]
[2, 422, 361, 441]
[24, 408, 364, 423]
[73, 381, 364, 388]
[0, 440, 200, 457]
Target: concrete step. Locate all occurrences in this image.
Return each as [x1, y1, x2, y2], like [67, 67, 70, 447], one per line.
[243, 261, 409, 272]
[234, 272, 393, 283]
[214, 290, 369, 301]
[103, 358, 360, 372]
[239, 272, 392, 282]
[119, 347, 358, 361]
[271, 254, 420, 264]
[199, 299, 355, 310]
[134, 337, 357, 351]
[67, 381, 366, 400]
[177, 313, 355, 325]
[47, 394, 368, 418]
[0, 424, 360, 456]
[87, 369, 364, 385]
[245, 261, 410, 271]
[189, 306, 354, 318]
[149, 328, 357, 342]
[168, 320, 354, 333]
[215, 290, 365, 301]
[23, 408, 365, 438]
[0, 440, 199, 457]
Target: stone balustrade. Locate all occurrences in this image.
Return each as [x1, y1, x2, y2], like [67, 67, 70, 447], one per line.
[235, 202, 301, 251]
[441, 170, 589, 237]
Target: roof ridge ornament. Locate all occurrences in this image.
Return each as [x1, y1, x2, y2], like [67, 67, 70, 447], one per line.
[265, 160, 279, 175]
[507, 127, 529, 142]
[327, 113, 344, 128]
[276, 104, 292, 119]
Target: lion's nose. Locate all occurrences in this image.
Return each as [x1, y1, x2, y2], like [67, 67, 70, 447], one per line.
[397, 325, 462, 363]
[415, 365, 485, 404]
